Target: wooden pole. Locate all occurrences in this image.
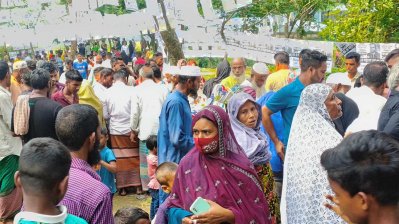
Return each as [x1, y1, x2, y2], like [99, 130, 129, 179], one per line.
[30, 42, 35, 59]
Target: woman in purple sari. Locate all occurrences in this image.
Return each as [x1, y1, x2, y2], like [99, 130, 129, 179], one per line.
[158, 105, 271, 224]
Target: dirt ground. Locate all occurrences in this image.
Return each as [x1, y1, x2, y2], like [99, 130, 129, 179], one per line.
[113, 193, 151, 214]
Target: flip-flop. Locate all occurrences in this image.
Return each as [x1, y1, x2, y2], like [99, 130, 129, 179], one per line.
[136, 194, 147, 200]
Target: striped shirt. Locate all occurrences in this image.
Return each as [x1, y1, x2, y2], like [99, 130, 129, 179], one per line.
[60, 158, 114, 224]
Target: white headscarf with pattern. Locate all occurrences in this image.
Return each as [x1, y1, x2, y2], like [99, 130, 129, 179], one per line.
[281, 84, 345, 224]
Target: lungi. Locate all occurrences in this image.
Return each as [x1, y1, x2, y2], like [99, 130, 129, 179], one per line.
[110, 135, 141, 189]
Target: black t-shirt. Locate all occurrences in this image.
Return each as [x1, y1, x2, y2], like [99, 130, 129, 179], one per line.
[24, 97, 62, 142]
[333, 93, 359, 136]
[78, 44, 86, 56]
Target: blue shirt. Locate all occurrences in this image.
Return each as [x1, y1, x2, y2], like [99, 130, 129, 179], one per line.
[266, 77, 305, 146]
[56, 57, 63, 68]
[157, 91, 194, 164]
[258, 92, 284, 173]
[73, 61, 88, 79]
[97, 147, 117, 193]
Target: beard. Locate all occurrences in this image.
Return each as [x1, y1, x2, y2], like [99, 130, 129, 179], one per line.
[231, 72, 246, 84]
[251, 80, 266, 98]
[87, 138, 101, 166]
[189, 87, 198, 96]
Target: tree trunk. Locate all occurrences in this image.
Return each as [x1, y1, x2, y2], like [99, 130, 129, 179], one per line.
[220, 12, 236, 44]
[63, 0, 72, 15]
[285, 14, 290, 38]
[71, 40, 77, 60]
[158, 0, 184, 65]
[29, 42, 35, 58]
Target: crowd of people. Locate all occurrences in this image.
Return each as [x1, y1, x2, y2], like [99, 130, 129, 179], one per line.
[1, 44, 399, 224]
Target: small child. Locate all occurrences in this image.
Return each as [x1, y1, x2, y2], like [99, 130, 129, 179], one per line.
[97, 127, 117, 196]
[114, 207, 150, 224]
[13, 138, 87, 224]
[152, 162, 178, 223]
[146, 135, 159, 220]
[155, 162, 178, 195]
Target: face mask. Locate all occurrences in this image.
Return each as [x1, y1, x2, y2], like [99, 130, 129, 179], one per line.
[194, 135, 219, 154]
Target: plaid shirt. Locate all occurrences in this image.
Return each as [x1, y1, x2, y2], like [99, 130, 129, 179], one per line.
[60, 158, 114, 224]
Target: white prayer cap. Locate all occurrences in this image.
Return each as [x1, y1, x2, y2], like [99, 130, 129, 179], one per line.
[163, 65, 181, 76]
[252, 62, 269, 75]
[179, 66, 201, 77]
[13, 61, 27, 70]
[326, 73, 352, 86]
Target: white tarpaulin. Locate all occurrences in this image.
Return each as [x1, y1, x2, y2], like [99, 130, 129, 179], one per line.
[221, 0, 236, 12]
[356, 43, 399, 72]
[182, 30, 334, 71]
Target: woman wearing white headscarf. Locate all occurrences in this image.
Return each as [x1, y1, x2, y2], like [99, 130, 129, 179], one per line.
[281, 84, 344, 224]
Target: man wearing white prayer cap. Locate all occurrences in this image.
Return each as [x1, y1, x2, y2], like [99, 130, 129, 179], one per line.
[157, 65, 201, 203]
[10, 61, 29, 105]
[163, 65, 181, 92]
[325, 72, 352, 94]
[157, 66, 201, 201]
[250, 62, 270, 99]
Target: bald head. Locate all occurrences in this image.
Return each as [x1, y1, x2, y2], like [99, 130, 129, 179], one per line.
[140, 65, 154, 80]
[231, 57, 246, 77]
[155, 162, 178, 186]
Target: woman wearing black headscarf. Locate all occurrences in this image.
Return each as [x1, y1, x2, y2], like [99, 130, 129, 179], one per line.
[203, 58, 231, 98]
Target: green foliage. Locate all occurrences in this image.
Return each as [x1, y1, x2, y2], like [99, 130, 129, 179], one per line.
[137, 0, 147, 10]
[58, 0, 72, 5]
[194, 57, 256, 68]
[96, 4, 133, 16]
[320, 0, 399, 43]
[211, 0, 224, 13]
[197, 0, 204, 17]
[0, 46, 13, 61]
[331, 67, 347, 73]
[41, 2, 50, 10]
[217, 0, 339, 38]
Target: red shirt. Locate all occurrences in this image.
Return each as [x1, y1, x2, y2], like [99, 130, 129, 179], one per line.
[51, 88, 79, 107]
[134, 57, 146, 65]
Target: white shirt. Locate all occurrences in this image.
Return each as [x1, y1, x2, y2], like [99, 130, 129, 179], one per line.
[0, 86, 22, 160]
[121, 45, 130, 56]
[346, 86, 386, 133]
[59, 71, 67, 84]
[104, 81, 135, 135]
[14, 205, 69, 223]
[102, 59, 112, 69]
[92, 81, 108, 104]
[131, 80, 169, 140]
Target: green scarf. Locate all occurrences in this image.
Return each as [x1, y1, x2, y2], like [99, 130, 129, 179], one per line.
[0, 155, 19, 197]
